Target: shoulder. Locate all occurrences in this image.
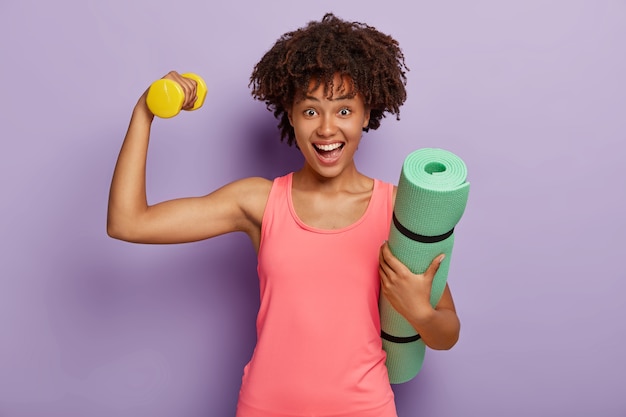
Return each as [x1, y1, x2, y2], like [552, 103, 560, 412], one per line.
[208, 176, 273, 245]
[233, 176, 273, 192]
[373, 177, 398, 205]
[198, 176, 273, 225]
[229, 176, 273, 211]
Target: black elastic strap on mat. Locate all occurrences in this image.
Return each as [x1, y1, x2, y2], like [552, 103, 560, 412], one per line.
[392, 212, 454, 244]
[381, 330, 421, 344]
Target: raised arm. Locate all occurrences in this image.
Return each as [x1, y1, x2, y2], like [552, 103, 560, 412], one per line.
[107, 72, 270, 248]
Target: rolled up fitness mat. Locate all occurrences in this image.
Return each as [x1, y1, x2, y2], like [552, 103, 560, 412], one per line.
[381, 148, 470, 384]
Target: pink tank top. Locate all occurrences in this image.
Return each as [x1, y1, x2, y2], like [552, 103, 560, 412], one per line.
[236, 173, 397, 417]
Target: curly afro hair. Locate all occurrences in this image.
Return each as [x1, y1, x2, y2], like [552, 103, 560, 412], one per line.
[249, 13, 409, 146]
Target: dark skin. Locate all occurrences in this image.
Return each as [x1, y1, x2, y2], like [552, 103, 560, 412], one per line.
[107, 71, 460, 350]
[250, 13, 409, 145]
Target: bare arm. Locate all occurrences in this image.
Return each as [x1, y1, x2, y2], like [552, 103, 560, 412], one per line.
[379, 243, 461, 350]
[107, 72, 270, 247]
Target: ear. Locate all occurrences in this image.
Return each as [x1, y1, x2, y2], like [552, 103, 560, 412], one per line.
[285, 105, 296, 127]
[287, 110, 294, 127]
[362, 107, 371, 129]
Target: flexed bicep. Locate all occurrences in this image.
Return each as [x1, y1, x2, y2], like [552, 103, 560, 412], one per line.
[109, 177, 270, 245]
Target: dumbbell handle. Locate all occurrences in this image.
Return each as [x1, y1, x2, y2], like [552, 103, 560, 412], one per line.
[146, 73, 207, 119]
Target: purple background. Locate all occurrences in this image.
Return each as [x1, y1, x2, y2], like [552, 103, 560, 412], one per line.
[1, 1, 625, 416]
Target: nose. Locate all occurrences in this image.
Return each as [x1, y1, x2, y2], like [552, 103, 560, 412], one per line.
[316, 114, 337, 137]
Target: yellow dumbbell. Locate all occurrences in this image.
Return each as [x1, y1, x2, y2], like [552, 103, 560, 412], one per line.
[146, 73, 207, 118]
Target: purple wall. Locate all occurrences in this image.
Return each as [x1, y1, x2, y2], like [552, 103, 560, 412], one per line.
[1, 1, 625, 416]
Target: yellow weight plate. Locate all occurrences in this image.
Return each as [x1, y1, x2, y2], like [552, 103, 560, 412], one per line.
[146, 79, 185, 118]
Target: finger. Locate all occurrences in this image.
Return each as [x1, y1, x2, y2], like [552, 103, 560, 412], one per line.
[163, 70, 183, 82]
[424, 254, 445, 280]
[378, 249, 390, 280]
[380, 241, 398, 267]
[163, 71, 197, 109]
[379, 245, 397, 285]
[379, 242, 389, 266]
[378, 265, 388, 286]
[380, 242, 413, 277]
[179, 78, 198, 109]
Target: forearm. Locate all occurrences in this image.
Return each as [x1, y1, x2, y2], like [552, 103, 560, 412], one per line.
[107, 98, 154, 238]
[407, 305, 460, 350]
[379, 244, 461, 351]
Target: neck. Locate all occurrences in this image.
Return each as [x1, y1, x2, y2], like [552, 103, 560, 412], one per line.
[293, 163, 370, 192]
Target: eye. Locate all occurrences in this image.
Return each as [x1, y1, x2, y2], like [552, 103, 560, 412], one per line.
[304, 109, 317, 117]
[338, 108, 351, 116]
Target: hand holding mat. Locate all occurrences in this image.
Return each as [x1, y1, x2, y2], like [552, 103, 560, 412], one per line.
[381, 148, 469, 384]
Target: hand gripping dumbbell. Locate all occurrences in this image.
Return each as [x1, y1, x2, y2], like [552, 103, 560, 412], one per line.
[146, 73, 207, 118]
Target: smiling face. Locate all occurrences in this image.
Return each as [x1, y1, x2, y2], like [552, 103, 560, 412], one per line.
[288, 74, 371, 180]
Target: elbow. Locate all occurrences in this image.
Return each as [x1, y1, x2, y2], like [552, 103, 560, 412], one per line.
[107, 204, 126, 240]
[437, 323, 461, 351]
[106, 219, 125, 241]
[107, 212, 152, 243]
[426, 335, 459, 351]
[433, 333, 460, 351]
[425, 318, 461, 351]
[107, 203, 147, 242]
[106, 214, 135, 242]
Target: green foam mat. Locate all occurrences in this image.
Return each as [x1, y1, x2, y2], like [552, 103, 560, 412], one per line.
[381, 148, 470, 384]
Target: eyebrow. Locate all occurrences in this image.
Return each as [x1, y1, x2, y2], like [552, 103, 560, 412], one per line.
[301, 93, 356, 102]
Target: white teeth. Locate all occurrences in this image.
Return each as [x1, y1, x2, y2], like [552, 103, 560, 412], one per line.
[315, 143, 343, 151]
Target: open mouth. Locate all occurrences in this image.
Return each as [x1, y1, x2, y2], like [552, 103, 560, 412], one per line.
[314, 142, 345, 159]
